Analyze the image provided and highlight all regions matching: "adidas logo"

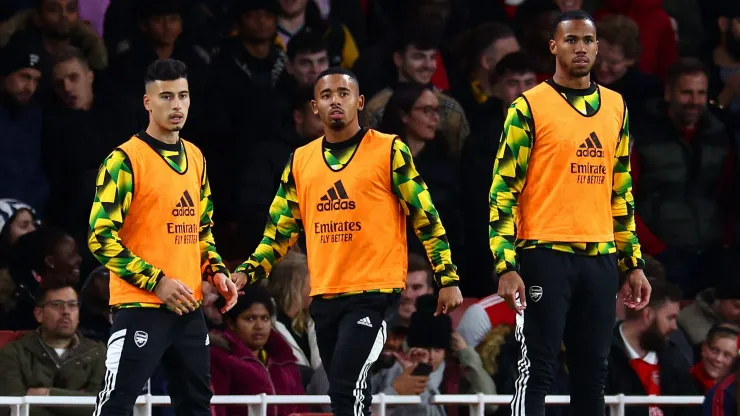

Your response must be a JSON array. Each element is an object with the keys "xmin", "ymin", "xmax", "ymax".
[
  {"xmin": 576, "ymin": 132, "xmax": 604, "ymax": 158},
  {"xmin": 172, "ymin": 190, "xmax": 196, "ymax": 217},
  {"xmin": 316, "ymin": 180, "xmax": 356, "ymax": 211},
  {"xmin": 357, "ymin": 317, "xmax": 372, "ymax": 328}
]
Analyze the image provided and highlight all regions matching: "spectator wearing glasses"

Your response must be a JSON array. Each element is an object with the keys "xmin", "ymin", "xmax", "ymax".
[
  {"xmin": 0, "ymin": 279, "xmax": 106, "ymax": 416},
  {"xmin": 378, "ymin": 83, "xmax": 463, "ymax": 270}
]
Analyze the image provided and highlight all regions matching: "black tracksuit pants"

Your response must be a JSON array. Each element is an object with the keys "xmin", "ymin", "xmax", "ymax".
[
  {"xmin": 309, "ymin": 292, "xmax": 399, "ymax": 416},
  {"xmin": 93, "ymin": 308, "xmax": 212, "ymax": 416},
  {"xmin": 511, "ymin": 249, "xmax": 619, "ymax": 416}
]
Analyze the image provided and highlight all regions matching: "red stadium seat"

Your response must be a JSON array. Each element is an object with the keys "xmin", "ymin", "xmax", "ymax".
[{"xmin": 0, "ymin": 331, "xmax": 25, "ymax": 349}]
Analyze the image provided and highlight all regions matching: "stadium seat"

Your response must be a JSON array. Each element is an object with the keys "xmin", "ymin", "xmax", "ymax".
[
  {"xmin": 449, "ymin": 297, "xmax": 480, "ymax": 328},
  {"xmin": 0, "ymin": 331, "xmax": 25, "ymax": 349}
]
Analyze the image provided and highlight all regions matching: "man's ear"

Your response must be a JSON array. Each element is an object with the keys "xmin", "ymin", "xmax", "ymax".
[
  {"xmin": 44, "ymin": 255, "xmax": 55, "ymax": 270},
  {"xmin": 641, "ymin": 307, "xmax": 654, "ymax": 325},
  {"xmin": 311, "ymin": 99, "xmax": 318, "ymax": 115},
  {"xmin": 357, "ymin": 94, "xmax": 365, "ymax": 112},
  {"xmin": 143, "ymin": 94, "xmax": 151, "ymax": 112},
  {"xmin": 33, "ymin": 305, "xmax": 43, "ymax": 324},
  {"xmin": 549, "ymin": 39, "xmax": 557, "ymax": 56}
]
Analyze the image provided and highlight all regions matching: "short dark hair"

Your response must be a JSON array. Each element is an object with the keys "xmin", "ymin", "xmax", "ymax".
[
  {"xmin": 11, "ymin": 227, "xmax": 71, "ymax": 275},
  {"xmin": 287, "ymin": 28, "xmax": 328, "ymax": 61},
  {"xmin": 552, "ymin": 10, "xmax": 596, "ymax": 39},
  {"xmin": 666, "ymin": 57, "xmax": 708, "ymax": 89},
  {"xmin": 291, "ymin": 86, "xmax": 314, "ymax": 112},
  {"xmin": 491, "ymin": 51, "xmax": 536, "ymax": 83},
  {"xmin": 135, "ymin": 0, "xmax": 183, "ymax": 20},
  {"xmin": 36, "ymin": 278, "xmax": 77, "ymax": 306},
  {"xmin": 625, "ymin": 278, "xmax": 682, "ymax": 321},
  {"xmin": 224, "ymin": 284, "xmax": 275, "ymax": 322},
  {"xmin": 596, "ymin": 15, "xmax": 642, "ymax": 61},
  {"xmin": 145, "ymin": 59, "xmax": 188, "ymax": 86},
  {"xmin": 312, "ymin": 66, "xmax": 359, "ymax": 91},
  {"xmin": 50, "ymin": 45, "xmax": 89, "ymax": 69},
  {"xmin": 408, "ymin": 252, "xmax": 434, "ymax": 288},
  {"xmin": 706, "ymin": 324, "xmax": 740, "ymax": 346},
  {"xmin": 394, "ymin": 20, "xmax": 442, "ymax": 54},
  {"xmin": 454, "ymin": 22, "xmax": 515, "ymax": 76}
]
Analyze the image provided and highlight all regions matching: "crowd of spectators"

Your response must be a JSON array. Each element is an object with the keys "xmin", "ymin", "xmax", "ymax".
[{"xmin": 1, "ymin": 0, "xmax": 740, "ymax": 414}]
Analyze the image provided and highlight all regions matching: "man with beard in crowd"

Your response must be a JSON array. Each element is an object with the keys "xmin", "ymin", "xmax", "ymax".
[
  {"xmin": 631, "ymin": 58, "xmax": 739, "ymax": 299},
  {"xmin": 606, "ymin": 278, "xmax": 699, "ymax": 416}
]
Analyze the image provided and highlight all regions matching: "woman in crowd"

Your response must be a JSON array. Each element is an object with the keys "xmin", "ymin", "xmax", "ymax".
[
  {"xmin": 210, "ymin": 285, "xmax": 306, "ymax": 416},
  {"xmin": 263, "ymin": 249, "xmax": 327, "ymax": 391},
  {"xmin": 377, "ymin": 83, "xmax": 463, "ymax": 260},
  {"xmin": 0, "ymin": 199, "xmax": 38, "ymax": 324}
]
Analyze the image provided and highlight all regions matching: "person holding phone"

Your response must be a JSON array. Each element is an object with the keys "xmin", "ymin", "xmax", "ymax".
[{"xmin": 371, "ymin": 295, "xmax": 497, "ymax": 416}]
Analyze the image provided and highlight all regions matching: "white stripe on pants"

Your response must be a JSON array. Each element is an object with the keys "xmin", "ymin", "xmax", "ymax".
[
  {"xmin": 353, "ymin": 321, "xmax": 387, "ymax": 416},
  {"xmin": 511, "ymin": 310, "xmax": 531, "ymax": 416},
  {"xmin": 93, "ymin": 329, "xmax": 127, "ymax": 416}
]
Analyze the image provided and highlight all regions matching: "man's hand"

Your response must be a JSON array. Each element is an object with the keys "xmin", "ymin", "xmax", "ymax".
[
  {"xmin": 26, "ymin": 388, "xmax": 49, "ymax": 396},
  {"xmin": 231, "ymin": 272, "xmax": 248, "ymax": 290},
  {"xmin": 436, "ymin": 286, "xmax": 463, "ymax": 316},
  {"xmin": 391, "ymin": 364, "xmax": 429, "ymax": 395},
  {"xmin": 213, "ymin": 273, "xmax": 238, "ymax": 313},
  {"xmin": 498, "ymin": 271, "xmax": 526, "ymax": 315},
  {"xmin": 620, "ymin": 269, "xmax": 651, "ymax": 310},
  {"xmin": 154, "ymin": 277, "xmax": 198, "ymax": 315}
]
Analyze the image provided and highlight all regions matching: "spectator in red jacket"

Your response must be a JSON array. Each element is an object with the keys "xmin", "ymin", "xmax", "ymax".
[
  {"xmin": 594, "ymin": 0, "xmax": 678, "ymax": 80},
  {"xmin": 691, "ymin": 324, "xmax": 739, "ymax": 393},
  {"xmin": 210, "ymin": 285, "xmax": 306, "ymax": 416}
]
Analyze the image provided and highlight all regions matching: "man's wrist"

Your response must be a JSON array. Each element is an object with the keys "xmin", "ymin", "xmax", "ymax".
[{"xmin": 148, "ymin": 270, "xmax": 165, "ymax": 292}]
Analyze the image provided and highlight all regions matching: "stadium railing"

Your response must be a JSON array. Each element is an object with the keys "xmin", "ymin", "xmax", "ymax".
[{"xmin": 0, "ymin": 394, "xmax": 705, "ymax": 416}]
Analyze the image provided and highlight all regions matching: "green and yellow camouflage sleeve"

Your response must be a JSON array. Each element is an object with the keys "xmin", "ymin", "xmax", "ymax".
[
  {"xmin": 87, "ymin": 150, "xmax": 163, "ymax": 291},
  {"xmin": 489, "ymin": 97, "xmax": 533, "ymax": 275},
  {"xmin": 612, "ymin": 106, "xmax": 645, "ymax": 271},
  {"xmin": 233, "ymin": 155, "xmax": 304, "ymax": 282},
  {"xmin": 390, "ymin": 139, "xmax": 459, "ymax": 288},
  {"xmin": 199, "ymin": 158, "xmax": 229, "ymax": 284}
]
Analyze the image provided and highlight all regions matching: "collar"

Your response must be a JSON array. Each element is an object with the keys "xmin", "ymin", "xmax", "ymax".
[
  {"xmin": 619, "ymin": 323, "xmax": 658, "ymax": 364},
  {"xmin": 135, "ymin": 130, "xmax": 181, "ymax": 152},
  {"xmin": 322, "ymin": 127, "xmax": 367, "ymax": 150}
]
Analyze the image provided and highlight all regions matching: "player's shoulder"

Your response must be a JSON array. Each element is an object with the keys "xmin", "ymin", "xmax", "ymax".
[
  {"xmin": 595, "ymin": 83, "xmax": 626, "ymax": 104},
  {"xmin": 594, "ymin": 82, "xmax": 622, "ymax": 97},
  {"xmin": 367, "ymin": 128, "xmax": 399, "ymax": 142},
  {"xmin": 181, "ymin": 138, "xmax": 204, "ymax": 157}
]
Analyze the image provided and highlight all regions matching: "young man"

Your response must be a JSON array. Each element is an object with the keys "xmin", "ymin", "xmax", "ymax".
[
  {"xmin": 232, "ymin": 67, "xmax": 463, "ymax": 416},
  {"xmin": 88, "ymin": 59, "xmax": 238, "ymax": 416},
  {"xmin": 490, "ymin": 11, "xmax": 652, "ymax": 415}
]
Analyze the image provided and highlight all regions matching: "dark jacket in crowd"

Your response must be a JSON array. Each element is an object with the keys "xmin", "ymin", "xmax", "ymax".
[
  {"xmin": 0, "ymin": 330, "xmax": 106, "ymax": 416},
  {"xmin": 0, "ymin": 97, "xmax": 47, "ymax": 213},
  {"xmin": 406, "ymin": 140, "xmax": 464, "ymax": 264},
  {"xmin": 606, "ymin": 324, "xmax": 701, "ymax": 416},
  {"xmin": 632, "ymin": 98, "xmax": 737, "ymax": 252},
  {"xmin": 236, "ymin": 129, "xmax": 311, "ymax": 247},
  {"xmin": 459, "ymin": 99, "xmax": 505, "ymax": 296}
]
